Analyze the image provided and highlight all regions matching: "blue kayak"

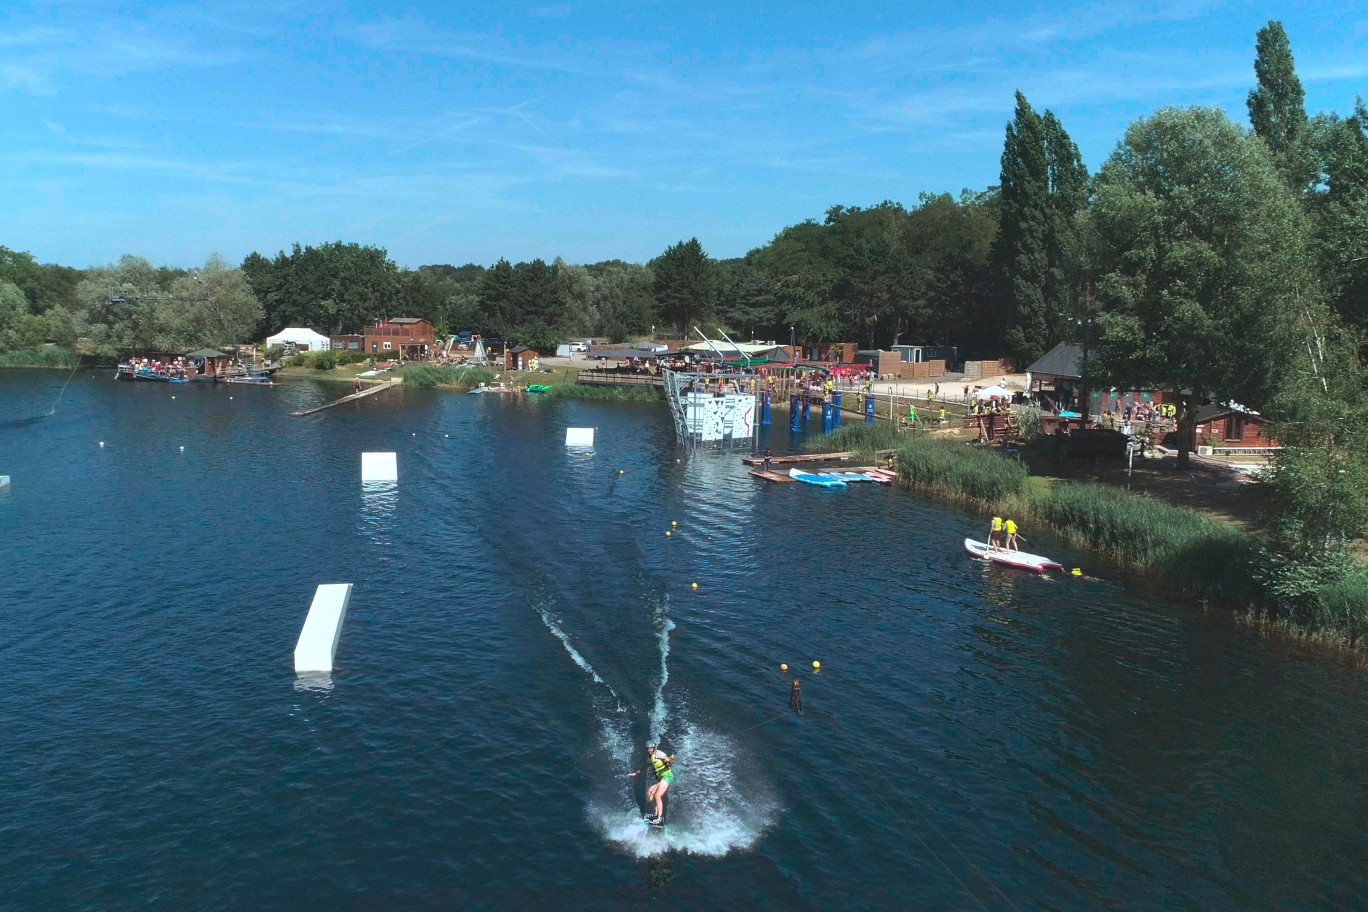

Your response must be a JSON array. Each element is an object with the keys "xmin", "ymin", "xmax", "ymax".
[{"xmin": 789, "ymin": 469, "xmax": 846, "ymax": 488}]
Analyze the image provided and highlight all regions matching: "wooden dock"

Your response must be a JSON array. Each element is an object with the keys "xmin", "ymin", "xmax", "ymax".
[
  {"xmin": 740, "ymin": 451, "xmax": 854, "ymax": 466},
  {"xmin": 749, "ymin": 470, "xmax": 796, "ymax": 483},
  {"xmin": 291, "ymin": 379, "xmax": 398, "ymax": 417}
]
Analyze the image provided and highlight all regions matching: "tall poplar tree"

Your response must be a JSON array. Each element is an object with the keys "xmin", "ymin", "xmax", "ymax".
[
  {"xmin": 1248, "ymin": 20, "xmax": 1309, "ymax": 188},
  {"xmin": 1042, "ymin": 111, "xmax": 1090, "ymax": 353},
  {"xmin": 996, "ymin": 92, "xmax": 1051, "ymax": 364},
  {"xmin": 996, "ymin": 94, "xmax": 1085, "ymax": 364}
]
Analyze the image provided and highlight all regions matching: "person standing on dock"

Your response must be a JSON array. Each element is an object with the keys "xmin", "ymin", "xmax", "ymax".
[
  {"xmin": 762, "ymin": 448, "xmax": 772, "ymax": 472},
  {"xmin": 354, "ymin": 378, "xmax": 361, "ymax": 393}
]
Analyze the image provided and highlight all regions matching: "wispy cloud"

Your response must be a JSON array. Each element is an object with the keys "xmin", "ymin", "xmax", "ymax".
[
  {"xmin": 349, "ymin": 17, "xmax": 601, "ymax": 76},
  {"xmin": 0, "ymin": 21, "xmax": 241, "ymax": 95}
]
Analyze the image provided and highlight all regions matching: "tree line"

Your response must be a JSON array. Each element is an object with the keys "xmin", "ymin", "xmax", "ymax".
[{"xmin": 1, "ymin": 19, "xmax": 1365, "ymax": 619}]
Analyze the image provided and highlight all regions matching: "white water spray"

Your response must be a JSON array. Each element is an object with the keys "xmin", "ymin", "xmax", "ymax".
[{"xmin": 650, "ymin": 595, "xmax": 674, "ymax": 739}]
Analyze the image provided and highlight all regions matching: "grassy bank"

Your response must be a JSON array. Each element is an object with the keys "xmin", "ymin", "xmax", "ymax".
[
  {"xmin": 808, "ymin": 425, "xmax": 1265, "ymax": 609},
  {"xmin": 403, "ymin": 365, "xmax": 499, "ymax": 388},
  {"xmin": 0, "ymin": 347, "xmax": 79, "ymax": 368},
  {"xmin": 538, "ymin": 382, "xmax": 662, "ymax": 402}
]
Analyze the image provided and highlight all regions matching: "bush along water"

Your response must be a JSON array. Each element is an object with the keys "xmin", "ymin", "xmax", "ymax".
[
  {"xmin": 403, "ymin": 365, "xmax": 498, "ymax": 388},
  {"xmin": 0, "ymin": 347, "xmax": 80, "ymax": 368},
  {"xmin": 806, "ymin": 424, "xmax": 1270, "ymax": 617}
]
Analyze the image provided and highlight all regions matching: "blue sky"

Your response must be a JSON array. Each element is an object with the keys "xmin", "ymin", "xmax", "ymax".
[{"xmin": 2, "ymin": 1, "xmax": 1365, "ymax": 269}]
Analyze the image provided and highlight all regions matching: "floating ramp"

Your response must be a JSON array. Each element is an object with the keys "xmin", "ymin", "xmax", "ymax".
[{"xmin": 294, "ymin": 583, "xmax": 353, "ymax": 674}]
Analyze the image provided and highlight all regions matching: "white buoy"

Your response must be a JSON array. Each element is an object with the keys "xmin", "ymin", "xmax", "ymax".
[
  {"xmin": 565, "ymin": 427, "xmax": 595, "ymax": 447},
  {"xmin": 360, "ymin": 452, "xmax": 398, "ymax": 482},
  {"xmin": 179, "ymin": 446, "xmax": 184, "ymax": 452},
  {"xmin": 99, "ymin": 441, "xmax": 105, "ymax": 447},
  {"xmin": 294, "ymin": 583, "xmax": 352, "ymax": 674}
]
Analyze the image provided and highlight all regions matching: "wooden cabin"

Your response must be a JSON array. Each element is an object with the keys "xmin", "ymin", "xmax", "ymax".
[
  {"xmin": 363, "ymin": 318, "xmax": 435, "ymax": 359},
  {"xmin": 1194, "ymin": 405, "xmax": 1276, "ymax": 448},
  {"xmin": 185, "ymin": 348, "xmax": 232, "ymax": 376},
  {"xmin": 506, "ymin": 346, "xmax": 540, "ymax": 371}
]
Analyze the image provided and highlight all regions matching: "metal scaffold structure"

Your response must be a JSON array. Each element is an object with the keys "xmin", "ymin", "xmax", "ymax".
[{"xmin": 662, "ymin": 329, "xmax": 762, "ymax": 452}]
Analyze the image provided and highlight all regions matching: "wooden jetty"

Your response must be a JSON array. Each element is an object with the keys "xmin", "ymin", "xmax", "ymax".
[
  {"xmin": 749, "ymin": 469, "xmax": 796, "ymax": 483},
  {"xmin": 291, "ymin": 379, "xmax": 398, "ymax": 417},
  {"xmin": 740, "ymin": 451, "xmax": 854, "ymax": 466}
]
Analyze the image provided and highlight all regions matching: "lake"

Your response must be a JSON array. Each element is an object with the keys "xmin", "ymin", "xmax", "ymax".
[{"xmin": 2, "ymin": 368, "xmax": 1367, "ymax": 910}]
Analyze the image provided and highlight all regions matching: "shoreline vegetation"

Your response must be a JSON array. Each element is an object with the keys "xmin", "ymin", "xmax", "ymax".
[
  {"xmin": 0, "ymin": 347, "xmax": 81, "ymax": 368},
  {"xmin": 806, "ymin": 423, "xmax": 1368, "ymax": 651}
]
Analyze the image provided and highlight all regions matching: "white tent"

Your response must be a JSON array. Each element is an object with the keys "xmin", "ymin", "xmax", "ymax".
[
  {"xmin": 266, "ymin": 328, "xmax": 331, "ymax": 352},
  {"xmin": 973, "ymin": 383, "xmax": 1013, "ymax": 401}
]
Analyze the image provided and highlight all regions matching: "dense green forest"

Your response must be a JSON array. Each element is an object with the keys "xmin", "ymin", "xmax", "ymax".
[
  {"xmin": 4, "ymin": 22, "xmax": 1362, "ymax": 367},
  {"xmin": 3, "ymin": 20, "xmax": 1368, "ymax": 630}
]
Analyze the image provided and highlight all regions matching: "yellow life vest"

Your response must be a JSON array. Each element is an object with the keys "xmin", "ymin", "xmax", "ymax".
[
  {"xmin": 1005, "ymin": 520, "xmax": 1018, "ymax": 534},
  {"xmin": 650, "ymin": 754, "xmax": 672, "ymax": 780},
  {"xmin": 991, "ymin": 517, "xmax": 1003, "ymax": 531}
]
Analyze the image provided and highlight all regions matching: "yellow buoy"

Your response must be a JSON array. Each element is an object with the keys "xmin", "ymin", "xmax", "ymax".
[
  {"xmin": 671, "ymin": 521, "xmax": 677, "ymax": 527},
  {"xmin": 691, "ymin": 582, "xmax": 698, "ymax": 590},
  {"xmin": 812, "ymin": 661, "xmax": 821, "ymax": 670},
  {"xmin": 780, "ymin": 663, "xmax": 788, "ymax": 672},
  {"xmin": 666, "ymin": 531, "xmax": 671, "ymax": 537},
  {"xmin": 1072, "ymin": 568, "xmax": 1083, "ymax": 576}
]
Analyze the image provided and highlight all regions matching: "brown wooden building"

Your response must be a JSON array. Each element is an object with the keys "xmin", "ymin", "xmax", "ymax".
[
  {"xmin": 185, "ymin": 348, "xmax": 232, "ymax": 376},
  {"xmin": 363, "ymin": 318, "xmax": 435, "ymax": 358},
  {"xmin": 506, "ymin": 345, "xmax": 540, "ymax": 370},
  {"xmin": 1194, "ymin": 405, "xmax": 1276, "ymax": 448}
]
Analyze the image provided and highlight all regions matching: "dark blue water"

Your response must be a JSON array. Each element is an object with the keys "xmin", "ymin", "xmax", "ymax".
[{"xmin": 3, "ymin": 369, "xmax": 1368, "ymax": 911}]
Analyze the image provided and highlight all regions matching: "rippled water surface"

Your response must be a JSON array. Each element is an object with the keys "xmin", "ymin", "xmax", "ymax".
[{"xmin": 3, "ymin": 369, "xmax": 1368, "ymax": 910}]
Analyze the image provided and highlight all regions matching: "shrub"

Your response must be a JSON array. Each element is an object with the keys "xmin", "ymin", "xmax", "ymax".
[
  {"xmin": 403, "ymin": 365, "xmax": 498, "ymax": 388},
  {"xmin": 0, "ymin": 347, "xmax": 79, "ymax": 368},
  {"xmin": 807, "ymin": 422, "xmax": 903, "ymax": 455},
  {"xmin": 896, "ymin": 438, "xmax": 1028, "ymax": 503},
  {"xmin": 540, "ymin": 383, "xmax": 661, "ymax": 402}
]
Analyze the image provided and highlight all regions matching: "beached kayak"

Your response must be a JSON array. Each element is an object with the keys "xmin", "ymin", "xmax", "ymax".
[
  {"xmin": 964, "ymin": 538, "xmax": 1064, "ymax": 572},
  {"xmin": 789, "ymin": 469, "xmax": 846, "ymax": 488}
]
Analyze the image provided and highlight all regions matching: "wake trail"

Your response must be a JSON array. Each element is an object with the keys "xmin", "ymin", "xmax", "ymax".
[
  {"xmin": 650, "ymin": 593, "xmax": 674, "ymax": 739},
  {"xmin": 529, "ymin": 597, "xmax": 625, "ymax": 710}
]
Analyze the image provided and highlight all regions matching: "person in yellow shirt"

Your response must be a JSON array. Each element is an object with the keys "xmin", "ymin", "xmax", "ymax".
[
  {"xmin": 1004, "ymin": 518, "xmax": 1019, "ymax": 551},
  {"xmin": 989, "ymin": 516, "xmax": 1003, "ymax": 550},
  {"xmin": 938, "ymin": 407, "xmax": 946, "ymax": 425}
]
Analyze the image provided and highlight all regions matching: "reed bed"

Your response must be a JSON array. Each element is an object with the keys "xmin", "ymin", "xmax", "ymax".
[
  {"xmin": 897, "ymin": 438, "xmax": 1029, "ymax": 504},
  {"xmin": 538, "ymin": 382, "xmax": 662, "ymax": 402},
  {"xmin": 806, "ymin": 422, "xmax": 904, "ymax": 456},
  {"xmin": 403, "ymin": 365, "xmax": 498, "ymax": 388},
  {"xmin": 0, "ymin": 347, "xmax": 79, "ymax": 368},
  {"xmin": 808, "ymin": 423, "xmax": 1264, "ymax": 608}
]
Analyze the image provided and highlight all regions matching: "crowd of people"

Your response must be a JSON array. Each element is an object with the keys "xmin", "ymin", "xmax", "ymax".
[{"xmin": 126, "ymin": 356, "xmax": 189, "ymax": 379}]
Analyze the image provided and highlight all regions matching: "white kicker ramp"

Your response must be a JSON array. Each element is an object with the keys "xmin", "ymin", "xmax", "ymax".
[
  {"xmin": 565, "ymin": 428, "xmax": 595, "ymax": 447},
  {"xmin": 294, "ymin": 583, "xmax": 353, "ymax": 674},
  {"xmin": 0, "ymin": 475, "xmax": 9, "ymax": 492},
  {"xmin": 360, "ymin": 452, "xmax": 398, "ymax": 482}
]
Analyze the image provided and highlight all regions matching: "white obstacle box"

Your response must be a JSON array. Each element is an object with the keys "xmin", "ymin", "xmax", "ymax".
[
  {"xmin": 360, "ymin": 452, "xmax": 398, "ymax": 482},
  {"xmin": 294, "ymin": 583, "xmax": 353, "ymax": 674},
  {"xmin": 565, "ymin": 427, "xmax": 595, "ymax": 447},
  {"xmin": 0, "ymin": 475, "xmax": 9, "ymax": 492}
]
